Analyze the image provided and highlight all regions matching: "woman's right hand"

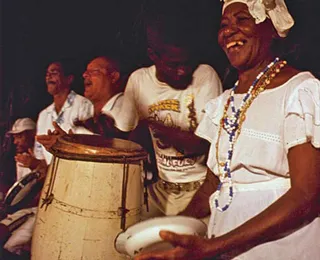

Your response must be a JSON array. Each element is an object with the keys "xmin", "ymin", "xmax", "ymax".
[{"xmin": 135, "ymin": 231, "xmax": 215, "ymax": 260}]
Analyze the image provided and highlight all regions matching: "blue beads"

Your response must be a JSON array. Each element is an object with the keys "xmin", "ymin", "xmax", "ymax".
[{"xmin": 214, "ymin": 57, "xmax": 280, "ymax": 212}]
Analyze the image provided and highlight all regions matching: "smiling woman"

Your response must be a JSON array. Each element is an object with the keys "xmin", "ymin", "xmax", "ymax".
[
  {"xmin": 134, "ymin": 1, "xmax": 320, "ymax": 259},
  {"xmin": 218, "ymin": 3, "xmax": 283, "ymax": 72}
]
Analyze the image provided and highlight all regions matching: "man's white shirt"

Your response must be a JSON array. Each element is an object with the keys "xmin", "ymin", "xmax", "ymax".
[{"xmin": 34, "ymin": 91, "xmax": 93, "ymax": 164}]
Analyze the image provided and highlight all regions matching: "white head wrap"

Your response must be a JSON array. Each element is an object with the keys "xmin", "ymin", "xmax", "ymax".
[{"xmin": 222, "ymin": 0, "xmax": 294, "ymax": 37}]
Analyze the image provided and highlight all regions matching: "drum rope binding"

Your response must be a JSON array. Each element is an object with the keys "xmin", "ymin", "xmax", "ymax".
[
  {"xmin": 118, "ymin": 156, "xmax": 130, "ymax": 230},
  {"xmin": 143, "ymin": 160, "xmax": 149, "ymax": 212},
  {"xmin": 41, "ymin": 156, "xmax": 59, "ymax": 210}
]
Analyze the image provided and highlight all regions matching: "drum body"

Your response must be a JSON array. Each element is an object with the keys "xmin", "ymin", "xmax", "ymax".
[{"xmin": 31, "ymin": 135, "xmax": 147, "ymax": 260}]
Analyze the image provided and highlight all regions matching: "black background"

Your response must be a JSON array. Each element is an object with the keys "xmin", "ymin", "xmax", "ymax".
[{"xmin": 1, "ymin": 0, "xmax": 319, "ymax": 121}]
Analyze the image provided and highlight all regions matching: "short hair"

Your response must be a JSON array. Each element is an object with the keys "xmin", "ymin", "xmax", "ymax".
[
  {"xmin": 103, "ymin": 56, "xmax": 121, "ymax": 73},
  {"xmin": 48, "ymin": 57, "xmax": 75, "ymax": 76},
  {"xmin": 87, "ymin": 50, "xmax": 123, "ymax": 73}
]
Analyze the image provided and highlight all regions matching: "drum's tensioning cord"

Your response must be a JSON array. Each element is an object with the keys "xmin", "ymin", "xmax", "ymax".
[
  {"xmin": 118, "ymin": 156, "xmax": 129, "ymax": 230},
  {"xmin": 41, "ymin": 156, "xmax": 59, "ymax": 210}
]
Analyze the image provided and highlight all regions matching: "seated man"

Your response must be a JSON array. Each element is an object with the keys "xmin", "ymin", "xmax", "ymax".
[
  {"xmin": 0, "ymin": 118, "xmax": 40, "ymax": 258},
  {"xmin": 0, "ymin": 207, "xmax": 36, "ymax": 259},
  {"xmin": 0, "ymin": 118, "xmax": 39, "ymax": 199},
  {"xmin": 7, "ymin": 118, "xmax": 37, "ymax": 181}
]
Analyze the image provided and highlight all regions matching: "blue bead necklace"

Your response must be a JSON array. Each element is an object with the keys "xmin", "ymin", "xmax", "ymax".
[{"xmin": 214, "ymin": 57, "xmax": 287, "ymax": 212}]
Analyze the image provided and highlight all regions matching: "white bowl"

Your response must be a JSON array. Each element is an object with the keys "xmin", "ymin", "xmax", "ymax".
[{"xmin": 115, "ymin": 216, "xmax": 207, "ymax": 257}]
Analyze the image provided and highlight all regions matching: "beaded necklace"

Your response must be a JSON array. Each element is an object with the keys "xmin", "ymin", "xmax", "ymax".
[{"xmin": 214, "ymin": 57, "xmax": 287, "ymax": 212}]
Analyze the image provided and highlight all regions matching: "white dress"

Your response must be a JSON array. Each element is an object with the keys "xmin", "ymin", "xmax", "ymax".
[{"xmin": 196, "ymin": 72, "xmax": 320, "ymax": 259}]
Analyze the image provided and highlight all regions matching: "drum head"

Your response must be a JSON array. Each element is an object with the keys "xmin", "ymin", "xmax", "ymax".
[
  {"xmin": 50, "ymin": 134, "xmax": 148, "ymax": 163},
  {"xmin": 4, "ymin": 171, "xmax": 41, "ymax": 211},
  {"xmin": 114, "ymin": 216, "xmax": 207, "ymax": 257}
]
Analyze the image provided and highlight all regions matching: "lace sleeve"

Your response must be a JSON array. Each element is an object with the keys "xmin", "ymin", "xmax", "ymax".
[
  {"xmin": 284, "ymin": 77, "xmax": 320, "ymax": 150},
  {"xmin": 195, "ymin": 94, "xmax": 224, "ymax": 144}
]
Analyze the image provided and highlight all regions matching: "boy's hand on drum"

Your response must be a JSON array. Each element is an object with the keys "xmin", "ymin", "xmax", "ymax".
[
  {"xmin": 96, "ymin": 114, "xmax": 116, "ymax": 137},
  {"xmin": 74, "ymin": 114, "xmax": 115, "ymax": 137},
  {"xmin": 36, "ymin": 121, "xmax": 67, "ymax": 151},
  {"xmin": 135, "ymin": 231, "xmax": 212, "ymax": 260},
  {"xmin": 74, "ymin": 117, "xmax": 95, "ymax": 131}
]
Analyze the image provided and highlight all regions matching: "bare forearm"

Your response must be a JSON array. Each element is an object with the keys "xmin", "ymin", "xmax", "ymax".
[
  {"xmin": 211, "ymin": 144, "xmax": 320, "ymax": 255},
  {"xmin": 209, "ymin": 189, "xmax": 319, "ymax": 255},
  {"xmin": 171, "ymin": 130, "xmax": 209, "ymax": 154},
  {"xmin": 34, "ymin": 160, "xmax": 48, "ymax": 178},
  {"xmin": 181, "ymin": 169, "xmax": 219, "ymax": 218},
  {"xmin": 180, "ymin": 188, "xmax": 211, "ymax": 218},
  {"xmin": 155, "ymin": 124, "xmax": 209, "ymax": 154},
  {"xmin": 29, "ymin": 158, "xmax": 42, "ymax": 171}
]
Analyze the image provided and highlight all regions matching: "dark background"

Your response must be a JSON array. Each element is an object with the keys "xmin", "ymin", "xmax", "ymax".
[{"xmin": 1, "ymin": 0, "xmax": 319, "ymax": 143}]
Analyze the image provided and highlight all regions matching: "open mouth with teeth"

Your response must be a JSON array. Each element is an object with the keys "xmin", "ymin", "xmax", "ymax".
[
  {"xmin": 84, "ymin": 80, "xmax": 92, "ymax": 87},
  {"xmin": 47, "ymin": 80, "xmax": 56, "ymax": 85},
  {"xmin": 226, "ymin": 40, "xmax": 245, "ymax": 51}
]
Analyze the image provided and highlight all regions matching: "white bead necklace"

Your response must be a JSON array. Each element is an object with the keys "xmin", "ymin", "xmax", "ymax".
[{"xmin": 214, "ymin": 57, "xmax": 285, "ymax": 212}]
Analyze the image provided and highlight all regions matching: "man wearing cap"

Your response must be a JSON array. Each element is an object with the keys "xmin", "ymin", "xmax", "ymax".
[
  {"xmin": 0, "ymin": 118, "xmax": 38, "ymax": 258},
  {"xmin": 6, "ymin": 118, "xmax": 38, "ymax": 181},
  {"xmin": 0, "ymin": 118, "xmax": 38, "ymax": 204}
]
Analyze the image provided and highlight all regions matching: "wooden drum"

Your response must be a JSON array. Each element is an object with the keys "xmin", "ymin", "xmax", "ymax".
[{"xmin": 31, "ymin": 134, "xmax": 147, "ymax": 260}]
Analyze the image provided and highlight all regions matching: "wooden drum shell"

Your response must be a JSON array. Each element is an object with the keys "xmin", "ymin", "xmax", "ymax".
[{"xmin": 31, "ymin": 135, "xmax": 147, "ymax": 260}]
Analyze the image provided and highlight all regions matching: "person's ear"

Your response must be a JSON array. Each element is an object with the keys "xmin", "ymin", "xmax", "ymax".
[
  {"xmin": 111, "ymin": 71, "xmax": 120, "ymax": 84},
  {"xmin": 147, "ymin": 47, "xmax": 158, "ymax": 63},
  {"xmin": 266, "ymin": 19, "xmax": 278, "ymax": 40},
  {"xmin": 271, "ymin": 26, "xmax": 279, "ymax": 40},
  {"xmin": 66, "ymin": 75, "xmax": 74, "ymax": 85}
]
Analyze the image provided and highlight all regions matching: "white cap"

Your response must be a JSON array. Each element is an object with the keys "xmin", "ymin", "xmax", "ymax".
[
  {"xmin": 222, "ymin": 0, "xmax": 294, "ymax": 37},
  {"xmin": 7, "ymin": 118, "xmax": 36, "ymax": 135}
]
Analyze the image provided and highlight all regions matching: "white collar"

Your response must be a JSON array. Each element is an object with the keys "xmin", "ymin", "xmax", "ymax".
[{"xmin": 101, "ymin": 92, "xmax": 123, "ymax": 114}]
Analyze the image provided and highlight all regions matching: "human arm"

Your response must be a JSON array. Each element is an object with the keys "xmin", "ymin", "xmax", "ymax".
[
  {"xmin": 74, "ymin": 114, "xmax": 130, "ymax": 139},
  {"xmin": 179, "ymin": 168, "xmax": 219, "ymax": 218},
  {"xmin": 14, "ymin": 149, "xmax": 47, "ymax": 179},
  {"xmin": 202, "ymin": 142, "xmax": 320, "ymax": 253},
  {"xmin": 152, "ymin": 65, "xmax": 222, "ymax": 155},
  {"xmin": 14, "ymin": 149, "xmax": 42, "ymax": 171},
  {"xmin": 36, "ymin": 121, "xmax": 67, "ymax": 151},
  {"xmin": 136, "ymin": 142, "xmax": 320, "ymax": 259},
  {"xmin": 149, "ymin": 120, "xmax": 210, "ymax": 155},
  {"xmin": 135, "ymin": 169, "xmax": 219, "ymax": 260}
]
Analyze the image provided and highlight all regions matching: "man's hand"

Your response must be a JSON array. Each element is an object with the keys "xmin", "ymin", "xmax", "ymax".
[
  {"xmin": 74, "ymin": 114, "xmax": 115, "ymax": 137},
  {"xmin": 36, "ymin": 121, "xmax": 66, "ymax": 151},
  {"xmin": 15, "ymin": 149, "xmax": 40, "ymax": 170},
  {"xmin": 149, "ymin": 123, "xmax": 172, "ymax": 149},
  {"xmin": 135, "ymin": 231, "xmax": 213, "ymax": 260}
]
